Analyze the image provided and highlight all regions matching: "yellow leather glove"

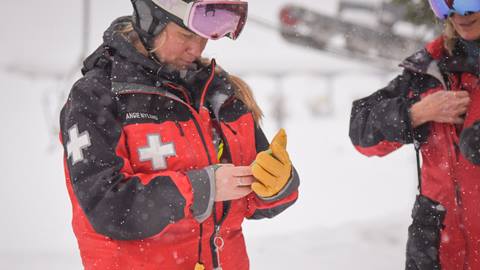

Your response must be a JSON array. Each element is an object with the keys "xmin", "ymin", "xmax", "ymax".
[{"xmin": 252, "ymin": 129, "xmax": 292, "ymax": 198}]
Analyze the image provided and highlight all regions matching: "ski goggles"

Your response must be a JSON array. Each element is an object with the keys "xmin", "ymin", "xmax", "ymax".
[
  {"xmin": 152, "ymin": 0, "xmax": 248, "ymax": 40},
  {"xmin": 428, "ymin": 0, "xmax": 480, "ymax": 19}
]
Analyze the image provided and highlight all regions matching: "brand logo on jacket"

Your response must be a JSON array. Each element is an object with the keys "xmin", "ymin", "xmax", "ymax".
[
  {"xmin": 126, "ymin": 112, "xmax": 159, "ymax": 121},
  {"xmin": 66, "ymin": 124, "xmax": 91, "ymax": 165},
  {"xmin": 138, "ymin": 134, "xmax": 176, "ymax": 170}
]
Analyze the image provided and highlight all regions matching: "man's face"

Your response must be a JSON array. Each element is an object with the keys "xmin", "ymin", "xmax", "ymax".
[
  {"xmin": 153, "ymin": 22, "xmax": 208, "ymax": 70},
  {"xmin": 450, "ymin": 12, "xmax": 480, "ymax": 41}
]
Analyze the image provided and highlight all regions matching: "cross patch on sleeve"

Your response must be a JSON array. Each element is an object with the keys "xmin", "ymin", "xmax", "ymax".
[{"xmin": 66, "ymin": 124, "xmax": 91, "ymax": 165}]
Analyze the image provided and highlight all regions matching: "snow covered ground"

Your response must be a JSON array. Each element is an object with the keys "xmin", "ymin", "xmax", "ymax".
[{"xmin": 0, "ymin": 0, "xmax": 421, "ymax": 269}]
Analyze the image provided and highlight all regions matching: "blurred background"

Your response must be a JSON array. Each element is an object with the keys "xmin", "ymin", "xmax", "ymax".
[{"xmin": 0, "ymin": 0, "xmax": 441, "ymax": 269}]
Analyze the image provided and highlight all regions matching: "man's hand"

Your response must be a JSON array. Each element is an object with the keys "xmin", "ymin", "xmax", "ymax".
[
  {"xmin": 214, "ymin": 165, "xmax": 254, "ymax": 202},
  {"xmin": 252, "ymin": 129, "xmax": 292, "ymax": 198},
  {"xmin": 411, "ymin": 91, "xmax": 470, "ymax": 127}
]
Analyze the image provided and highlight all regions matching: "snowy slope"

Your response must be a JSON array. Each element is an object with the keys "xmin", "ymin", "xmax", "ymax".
[{"xmin": 0, "ymin": 0, "xmax": 418, "ymax": 269}]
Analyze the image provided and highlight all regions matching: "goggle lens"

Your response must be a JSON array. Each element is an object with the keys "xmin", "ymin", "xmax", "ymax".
[
  {"xmin": 189, "ymin": 1, "xmax": 248, "ymax": 40},
  {"xmin": 429, "ymin": 0, "xmax": 480, "ymax": 19}
]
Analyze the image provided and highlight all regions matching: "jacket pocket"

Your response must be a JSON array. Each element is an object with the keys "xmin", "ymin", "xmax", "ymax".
[{"xmin": 406, "ymin": 194, "xmax": 446, "ymax": 270}]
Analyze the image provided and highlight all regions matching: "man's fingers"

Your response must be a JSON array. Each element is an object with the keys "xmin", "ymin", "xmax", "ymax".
[
  {"xmin": 456, "ymin": 97, "xmax": 471, "ymax": 107},
  {"xmin": 219, "ymin": 163, "xmax": 234, "ymax": 168},
  {"xmin": 232, "ymin": 166, "xmax": 253, "ymax": 177},
  {"xmin": 453, "ymin": 91, "xmax": 469, "ymax": 98},
  {"xmin": 235, "ymin": 186, "xmax": 252, "ymax": 195},
  {"xmin": 236, "ymin": 175, "xmax": 255, "ymax": 186},
  {"xmin": 225, "ymin": 186, "xmax": 252, "ymax": 201},
  {"xmin": 235, "ymin": 186, "xmax": 253, "ymax": 195},
  {"xmin": 451, "ymin": 104, "xmax": 468, "ymax": 114},
  {"xmin": 448, "ymin": 91, "xmax": 469, "ymax": 99}
]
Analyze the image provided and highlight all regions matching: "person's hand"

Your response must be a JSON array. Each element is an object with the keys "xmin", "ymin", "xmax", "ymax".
[
  {"xmin": 214, "ymin": 165, "xmax": 254, "ymax": 202},
  {"xmin": 411, "ymin": 91, "xmax": 470, "ymax": 127},
  {"xmin": 252, "ymin": 129, "xmax": 292, "ymax": 198}
]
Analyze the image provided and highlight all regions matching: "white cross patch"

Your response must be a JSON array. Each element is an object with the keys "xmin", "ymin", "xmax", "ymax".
[
  {"xmin": 138, "ymin": 134, "xmax": 176, "ymax": 171},
  {"xmin": 66, "ymin": 124, "xmax": 91, "ymax": 165}
]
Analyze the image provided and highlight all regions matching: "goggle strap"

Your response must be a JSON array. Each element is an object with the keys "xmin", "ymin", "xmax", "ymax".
[{"xmin": 150, "ymin": 0, "xmax": 191, "ymax": 23}]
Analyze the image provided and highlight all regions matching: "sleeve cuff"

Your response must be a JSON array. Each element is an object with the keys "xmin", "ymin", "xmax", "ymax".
[
  {"xmin": 407, "ymin": 100, "xmax": 430, "ymax": 144},
  {"xmin": 257, "ymin": 166, "xmax": 300, "ymax": 203},
  {"xmin": 187, "ymin": 166, "xmax": 217, "ymax": 223}
]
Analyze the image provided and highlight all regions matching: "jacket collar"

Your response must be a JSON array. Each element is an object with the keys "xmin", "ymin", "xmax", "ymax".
[
  {"xmin": 400, "ymin": 36, "xmax": 479, "ymax": 89},
  {"xmin": 440, "ymin": 39, "xmax": 479, "ymax": 76}
]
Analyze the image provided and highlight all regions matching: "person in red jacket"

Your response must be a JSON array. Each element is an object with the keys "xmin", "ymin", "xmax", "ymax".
[
  {"xmin": 350, "ymin": 1, "xmax": 480, "ymax": 269},
  {"xmin": 60, "ymin": 1, "xmax": 299, "ymax": 269}
]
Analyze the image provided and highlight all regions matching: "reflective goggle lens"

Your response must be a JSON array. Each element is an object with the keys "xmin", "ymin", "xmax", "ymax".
[
  {"xmin": 189, "ymin": 1, "xmax": 248, "ymax": 40},
  {"xmin": 453, "ymin": 0, "xmax": 480, "ymax": 16},
  {"xmin": 429, "ymin": 0, "xmax": 480, "ymax": 19}
]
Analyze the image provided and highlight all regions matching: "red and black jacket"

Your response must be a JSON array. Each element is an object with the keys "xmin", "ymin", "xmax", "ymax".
[
  {"xmin": 350, "ymin": 36, "xmax": 480, "ymax": 269},
  {"xmin": 60, "ymin": 17, "xmax": 299, "ymax": 270}
]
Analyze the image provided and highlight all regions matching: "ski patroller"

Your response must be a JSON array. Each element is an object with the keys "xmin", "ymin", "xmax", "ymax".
[
  {"xmin": 60, "ymin": 0, "xmax": 300, "ymax": 269},
  {"xmin": 350, "ymin": 0, "xmax": 480, "ymax": 268}
]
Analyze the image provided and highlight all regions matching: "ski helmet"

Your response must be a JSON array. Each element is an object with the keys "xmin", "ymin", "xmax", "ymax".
[
  {"xmin": 428, "ymin": 0, "xmax": 480, "ymax": 19},
  {"xmin": 131, "ymin": 0, "xmax": 248, "ymax": 49}
]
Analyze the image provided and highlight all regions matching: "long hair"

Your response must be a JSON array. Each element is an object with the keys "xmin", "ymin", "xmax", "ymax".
[
  {"xmin": 228, "ymin": 74, "xmax": 264, "ymax": 123},
  {"xmin": 117, "ymin": 22, "xmax": 161, "ymax": 54},
  {"xmin": 444, "ymin": 19, "xmax": 459, "ymax": 54},
  {"xmin": 117, "ymin": 22, "xmax": 264, "ymax": 123}
]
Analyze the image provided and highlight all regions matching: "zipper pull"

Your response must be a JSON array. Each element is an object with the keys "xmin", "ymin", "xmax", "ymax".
[
  {"xmin": 194, "ymin": 262, "xmax": 205, "ymax": 270},
  {"xmin": 213, "ymin": 225, "xmax": 224, "ymax": 270}
]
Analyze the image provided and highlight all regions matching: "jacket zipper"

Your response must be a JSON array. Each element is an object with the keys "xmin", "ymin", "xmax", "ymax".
[
  {"xmin": 195, "ymin": 60, "xmax": 234, "ymax": 268},
  {"xmin": 161, "ymin": 93, "xmax": 224, "ymax": 267},
  {"xmin": 445, "ymin": 125, "xmax": 469, "ymax": 268},
  {"xmin": 441, "ymin": 72, "xmax": 470, "ymax": 267},
  {"xmin": 210, "ymin": 201, "xmax": 230, "ymax": 269},
  {"xmin": 417, "ymin": 63, "xmax": 471, "ymax": 267},
  {"xmin": 119, "ymin": 61, "xmax": 234, "ymax": 267},
  {"xmin": 191, "ymin": 117, "xmax": 213, "ymax": 164},
  {"xmin": 207, "ymin": 120, "xmax": 237, "ymax": 268}
]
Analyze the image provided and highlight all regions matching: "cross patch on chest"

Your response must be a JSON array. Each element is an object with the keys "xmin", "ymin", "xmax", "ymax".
[
  {"xmin": 66, "ymin": 124, "xmax": 91, "ymax": 165},
  {"xmin": 138, "ymin": 134, "xmax": 176, "ymax": 171}
]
